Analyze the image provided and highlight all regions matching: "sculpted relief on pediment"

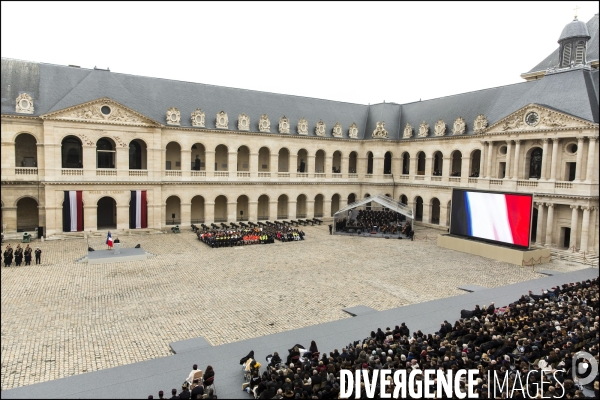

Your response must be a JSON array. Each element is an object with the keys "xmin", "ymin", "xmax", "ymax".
[
  {"xmin": 486, "ymin": 105, "xmax": 594, "ymax": 135},
  {"xmin": 42, "ymin": 98, "xmax": 157, "ymax": 126}
]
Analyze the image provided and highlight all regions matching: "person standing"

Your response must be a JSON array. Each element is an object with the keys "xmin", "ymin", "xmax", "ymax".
[
  {"xmin": 24, "ymin": 244, "xmax": 32, "ymax": 265},
  {"xmin": 3, "ymin": 244, "xmax": 13, "ymax": 267},
  {"xmin": 14, "ymin": 244, "xmax": 23, "ymax": 266},
  {"xmin": 35, "ymin": 247, "xmax": 42, "ymax": 264}
]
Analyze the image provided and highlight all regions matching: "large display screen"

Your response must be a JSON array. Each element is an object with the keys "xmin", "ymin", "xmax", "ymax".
[{"xmin": 450, "ymin": 189, "xmax": 533, "ymax": 248}]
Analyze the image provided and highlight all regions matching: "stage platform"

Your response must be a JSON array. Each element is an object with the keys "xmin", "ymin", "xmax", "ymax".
[
  {"xmin": 86, "ymin": 247, "xmax": 147, "ymax": 264},
  {"xmin": 334, "ymin": 230, "xmax": 409, "ymax": 239},
  {"xmin": 437, "ymin": 234, "xmax": 551, "ymax": 266}
]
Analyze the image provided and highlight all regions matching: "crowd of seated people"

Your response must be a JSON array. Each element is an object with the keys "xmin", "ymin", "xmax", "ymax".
[
  {"xmin": 148, "ymin": 364, "xmax": 217, "ymax": 399},
  {"xmin": 197, "ymin": 226, "xmax": 305, "ymax": 248},
  {"xmin": 240, "ymin": 277, "xmax": 598, "ymax": 399}
]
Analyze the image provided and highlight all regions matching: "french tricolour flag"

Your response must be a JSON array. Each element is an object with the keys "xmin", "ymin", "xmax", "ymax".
[
  {"xmin": 465, "ymin": 192, "xmax": 531, "ymax": 247},
  {"xmin": 129, "ymin": 190, "xmax": 147, "ymax": 229},
  {"xmin": 106, "ymin": 231, "xmax": 113, "ymax": 247},
  {"xmin": 62, "ymin": 191, "xmax": 83, "ymax": 232}
]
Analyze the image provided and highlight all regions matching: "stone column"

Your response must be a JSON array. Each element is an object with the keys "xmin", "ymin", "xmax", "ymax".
[
  {"xmin": 540, "ymin": 138, "xmax": 549, "ymax": 180},
  {"xmin": 461, "ymin": 156, "xmax": 469, "ymax": 179},
  {"xmin": 373, "ymin": 154, "xmax": 383, "ymax": 176},
  {"xmin": 590, "ymin": 207, "xmax": 598, "ymax": 254},
  {"xmin": 181, "ymin": 149, "xmax": 191, "ymax": 178},
  {"xmin": 248, "ymin": 201, "xmax": 258, "ymax": 222},
  {"xmin": 480, "ymin": 142, "xmax": 487, "ymax": 178},
  {"xmin": 340, "ymin": 156, "xmax": 349, "ymax": 178},
  {"xmin": 180, "ymin": 202, "xmax": 191, "ymax": 227},
  {"xmin": 204, "ymin": 201, "xmax": 215, "ymax": 223},
  {"xmin": 422, "ymin": 202, "xmax": 430, "ymax": 224},
  {"xmin": 579, "ymin": 206, "xmax": 591, "ymax": 253},
  {"xmin": 392, "ymin": 154, "xmax": 402, "ymax": 178},
  {"xmin": 409, "ymin": 155, "xmax": 417, "ymax": 177},
  {"xmin": 289, "ymin": 153, "xmax": 298, "ymax": 175},
  {"xmin": 535, "ymin": 202, "xmax": 545, "ymax": 245},
  {"xmin": 1, "ymin": 206, "xmax": 17, "ymax": 233},
  {"xmin": 424, "ymin": 157, "xmax": 433, "ymax": 178},
  {"xmin": 544, "ymin": 203, "xmax": 554, "ymax": 247},
  {"xmin": 270, "ymin": 153, "xmax": 279, "ymax": 173},
  {"xmin": 116, "ymin": 205, "xmax": 129, "ymax": 230},
  {"xmin": 84, "ymin": 204, "xmax": 97, "ymax": 232},
  {"xmin": 486, "ymin": 141, "xmax": 494, "ymax": 179},
  {"xmin": 36, "ymin": 143, "xmax": 46, "ymax": 178},
  {"xmin": 442, "ymin": 157, "xmax": 451, "ymax": 178},
  {"xmin": 228, "ymin": 152, "xmax": 237, "ymax": 172},
  {"xmin": 585, "ymin": 137, "xmax": 597, "ymax": 183},
  {"xmin": 288, "ymin": 200, "xmax": 297, "ymax": 219},
  {"xmin": 306, "ymin": 199, "xmax": 315, "ymax": 218},
  {"xmin": 324, "ymin": 154, "xmax": 332, "ymax": 177},
  {"xmin": 569, "ymin": 205, "xmax": 579, "ymax": 250},
  {"xmin": 227, "ymin": 201, "xmax": 237, "ymax": 222},
  {"xmin": 505, "ymin": 140, "xmax": 513, "ymax": 179},
  {"xmin": 549, "ymin": 138, "xmax": 559, "ymax": 181},
  {"xmin": 205, "ymin": 151, "xmax": 215, "ymax": 175},
  {"xmin": 269, "ymin": 201, "xmax": 278, "ymax": 221},
  {"xmin": 324, "ymin": 197, "xmax": 332, "ymax": 218},
  {"xmin": 249, "ymin": 152, "xmax": 259, "ymax": 178},
  {"xmin": 116, "ymin": 147, "xmax": 129, "ymax": 178},
  {"xmin": 512, "ymin": 140, "xmax": 521, "ymax": 180},
  {"xmin": 82, "ymin": 145, "xmax": 96, "ymax": 178},
  {"xmin": 307, "ymin": 155, "xmax": 315, "ymax": 174},
  {"xmin": 440, "ymin": 205, "xmax": 449, "ymax": 227},
  {"xmin": 574, "ymin": 137, "xmax": 585, "ymax": 181}
]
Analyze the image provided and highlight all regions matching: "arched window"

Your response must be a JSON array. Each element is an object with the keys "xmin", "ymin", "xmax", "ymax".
[
  {"xmin": 15, "ymin": 133, "xmax": 37, "ymax": 168},
  {"xmin": 575, "ymin": 41, "xmax": 585, "ymax": 64},
  {"xmin": 62, "ymin": 136, "xmax": 83, "ymax": 168},
  {"xmin": 96, "ymin": 138, "xmax": 115, "ymax": 169},
  {"xmin": 562, "ymin": 43, "xmax": 572, "ymax": 67}
]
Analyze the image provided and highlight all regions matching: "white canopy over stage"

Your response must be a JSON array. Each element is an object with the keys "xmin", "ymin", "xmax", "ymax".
[{"xmin": 333, "ymin": 194, "xmax": 414, "ymax": 220}]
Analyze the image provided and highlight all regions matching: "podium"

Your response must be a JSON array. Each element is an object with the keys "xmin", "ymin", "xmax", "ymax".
[{"xmin": 114, "ymin": 243, "xmax": 121, "ymax": 255}]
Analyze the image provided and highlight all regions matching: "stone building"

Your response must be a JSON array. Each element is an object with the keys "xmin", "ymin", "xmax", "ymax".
[{"xmin": 1, "ymin": 15, "xmax": 598, "ymax": 254}]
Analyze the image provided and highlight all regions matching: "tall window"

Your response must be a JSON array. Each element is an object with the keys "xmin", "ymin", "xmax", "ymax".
[
  {"xmin": 562, "ymin": 43, "xmax": 572, "ymax": 67},
  {"xmin": 575, "ymin": 41, "xmax": 585, "ymax": 64},
  {"xmin": 129, "ymin": 141, "xmax": 141, "ymax": 169},
  {"xmin": 96, "ymin": 139, "xmax": 115, "ymax": 168}
]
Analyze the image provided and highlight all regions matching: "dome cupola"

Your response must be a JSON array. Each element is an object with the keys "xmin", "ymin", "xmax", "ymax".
[{"xmin": 558, "ymin": 16, "xmax": 591, "ymax": 67}]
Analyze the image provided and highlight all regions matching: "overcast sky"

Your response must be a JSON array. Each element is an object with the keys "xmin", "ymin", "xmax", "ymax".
[{"xmin": 1, "ymin": 1, "xmax": 598, "ymax": 105}]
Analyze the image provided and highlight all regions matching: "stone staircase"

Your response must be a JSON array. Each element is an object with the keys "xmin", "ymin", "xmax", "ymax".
[{"xmin": 548, "ymin": 247, "xmax": 598, "ymax": 267}]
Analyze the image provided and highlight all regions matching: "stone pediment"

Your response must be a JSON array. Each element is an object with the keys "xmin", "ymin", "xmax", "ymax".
[
  {"xmin": 485, "ymin": 104, "xmax": 598, "ymax": 135},
  {"xmin": 41, "ymin": 98, "xmax": 160, "ymax": 127}
]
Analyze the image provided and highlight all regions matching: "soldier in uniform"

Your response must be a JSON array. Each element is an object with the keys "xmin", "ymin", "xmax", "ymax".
[
  {"xmin": 24, "ymin": 244, "xmax": 32, "ymax": 265},
  {"xmin": 3, "ymin": 244, "xmax": 13, "ymax": 267},
  {"xmin": 14, "ymin": 244, "xmax": 23, "ymax": 266},
  {"xmin": 35, "ymin": 247, "xmax": 42, "ymax": 264}
]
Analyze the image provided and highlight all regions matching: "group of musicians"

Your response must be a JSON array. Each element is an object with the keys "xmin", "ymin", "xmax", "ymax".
[{"xmin": 335, "ymin": 209, "xmax": 413, "ymax": 237}]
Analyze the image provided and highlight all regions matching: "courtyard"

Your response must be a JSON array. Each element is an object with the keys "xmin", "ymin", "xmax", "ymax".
[{"xmin": 0, "ymin": 225, "xmax": 587, "ymax": 390}]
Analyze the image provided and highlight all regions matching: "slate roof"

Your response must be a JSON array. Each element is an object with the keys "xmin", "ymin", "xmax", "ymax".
[
  {"xmin": 558, "ymin": 17, "xmax": 591, "ymax": 41},
  {"xmin": 1, "ymin": 58, "xmax": 369, "ymax": 139},
  {"xmin": 527, "ymin": 14, "xmax": 599, "ymax": 74},
  {"xmin": 2, "ymin": 55, "xmax": 598, "ymax": 143}
]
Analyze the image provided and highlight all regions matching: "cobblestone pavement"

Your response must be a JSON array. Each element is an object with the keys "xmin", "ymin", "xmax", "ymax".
[{"xmin": 0, "ymin": 226, "xmax": 586, "ymax": 390}]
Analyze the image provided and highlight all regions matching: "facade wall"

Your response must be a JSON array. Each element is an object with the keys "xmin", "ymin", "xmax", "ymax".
[{"xmin": 1, "ymin": 110, "xmax": 598, "ymax": 254}]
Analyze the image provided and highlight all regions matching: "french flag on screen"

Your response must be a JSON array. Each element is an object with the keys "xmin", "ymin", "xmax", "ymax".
[{"xmin": 465, "ymin": 192, "xmax": 530, "ymax": 247}]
